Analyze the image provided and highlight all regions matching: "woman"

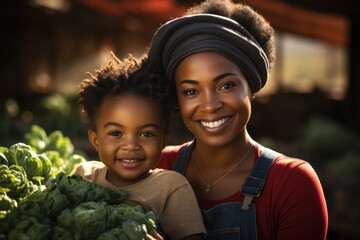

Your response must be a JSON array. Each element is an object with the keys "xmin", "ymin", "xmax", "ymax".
[{"xmin": 148, "ymin": 0, "xmax": 328, "ymax": 239}]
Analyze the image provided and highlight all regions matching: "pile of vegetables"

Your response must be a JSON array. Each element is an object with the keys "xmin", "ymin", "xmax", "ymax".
[
  {"xmin": 0, "ymin": 125, "xmax": 158, "ymax": 240},
  {"xmin": 1, "ymin": 173, "xmax": 157, "ymax": 240}
]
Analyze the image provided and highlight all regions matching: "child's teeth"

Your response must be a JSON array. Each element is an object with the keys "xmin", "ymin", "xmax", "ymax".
[{"xmin": 123, "ymin": 159, "xmax": 137, "ymax": 162}]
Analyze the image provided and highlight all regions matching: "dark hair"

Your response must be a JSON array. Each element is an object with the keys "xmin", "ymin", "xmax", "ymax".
[
  {"xmin": 77, "ymin": 53, "xmax": 171, "ymax": 129},
  {"xmin": 185, "ymin": 0, "xmax": 276, "ymax": 71}
]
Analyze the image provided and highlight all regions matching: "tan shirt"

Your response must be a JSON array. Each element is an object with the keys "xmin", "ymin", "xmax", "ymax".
[{"xmin": 73, "ymin": 161, "xmax": 206, "ymax": 240}]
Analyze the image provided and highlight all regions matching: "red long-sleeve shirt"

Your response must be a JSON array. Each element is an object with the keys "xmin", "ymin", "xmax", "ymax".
[{"xmin": 156, "ymin": 142, "xmax": 328, "ymax": 240}]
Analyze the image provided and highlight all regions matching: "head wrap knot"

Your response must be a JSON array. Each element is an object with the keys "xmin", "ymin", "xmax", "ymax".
[{"xmin": 148, "ymin": 14, "xmax": 269, "ymax": 93}]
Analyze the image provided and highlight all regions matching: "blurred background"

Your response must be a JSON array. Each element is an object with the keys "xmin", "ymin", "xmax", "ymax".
[{"xmin": 0, "ymin": 0, "xmax": 359, "ymax": 239}]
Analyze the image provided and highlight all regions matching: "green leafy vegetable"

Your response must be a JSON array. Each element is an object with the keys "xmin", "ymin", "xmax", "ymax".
[
  {"xmin": 0, "ymin": 143, "xmax": 52, "ymax": 184},
  {"xmin": 0, "ymin": 153, "xmax": 8, "ymax": 166},
  {"xmin": 37, "ymin": 154, "xmax": 52, "ymax": 181},
  {"xmin": 24, "ymin": 124, "xmax": 47, "ymax": 153},
  {"xmin": 0, "ymin": 193, "xmax": 17, "ymax": 212},
  {"xmin": 0, "ymin": 165, "xmax": 36, "ymax": 200},
  {"xmin": 5, "ymin": 143, "xmax": 35, "ymax": 166},
  {"xmin": 25, "ymin": 125, "xmax": 86, "ymax": 176}
]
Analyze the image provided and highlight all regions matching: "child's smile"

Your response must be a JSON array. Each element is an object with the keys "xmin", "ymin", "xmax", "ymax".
[{"xmin": 115, "ymin": 156, "xmax": 145, "ymax": 168}]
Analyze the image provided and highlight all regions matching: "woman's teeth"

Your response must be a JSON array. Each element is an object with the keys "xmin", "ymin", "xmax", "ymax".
[{"xmin": 201, "ymin": 118, "xmax": 228, "ymax": 128}]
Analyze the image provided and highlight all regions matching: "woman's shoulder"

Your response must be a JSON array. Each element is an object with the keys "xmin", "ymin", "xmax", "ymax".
[
  {"xmin": 271, "ymin": 154, "xmax": 314, "ymax": 175},
  {"xmin": 162, "ymin": 142, "xmax": 191, "ymax": 155},
  {"xmin": 267, "ymin": 153, "xmax": 322, "ymax": 190},
  {"xmin": 256, "ymin": 152, "xmax": 327, "ymax": 239},
  {"xmin": 158, "ymin": 141, "xmax": 193, "ymax": 170},
  {"xmin": 256, "ymin": 144, "xmax": 312, "ymax": 176},
  {"xmin": 272, "ymin": 154, "xmax": 308, "ymax": 168}
]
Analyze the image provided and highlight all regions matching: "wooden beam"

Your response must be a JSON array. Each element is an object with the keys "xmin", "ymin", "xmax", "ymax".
[
  {"xmin": 76, "ymin": 0, "xmax": 186, "ymax": 21},
  {"xmin": 242, "ymin": 0, "xmax": 349, "ymax": 46}
]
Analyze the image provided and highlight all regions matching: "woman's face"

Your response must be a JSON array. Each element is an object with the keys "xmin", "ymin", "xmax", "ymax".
[{"xmin": 174, "ymin": 51, "xmax": 252, "ymax": 147}]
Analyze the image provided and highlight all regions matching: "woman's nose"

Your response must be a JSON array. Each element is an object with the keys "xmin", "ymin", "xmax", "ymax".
[{"xmin": 200, "ymin": 90, "xmax": 223, "ymax": 113}]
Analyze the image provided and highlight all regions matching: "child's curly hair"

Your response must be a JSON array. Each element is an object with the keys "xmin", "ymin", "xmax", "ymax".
[{"xmin": 77, "ymin": 53, "xmax": 171, "ymax": 129}]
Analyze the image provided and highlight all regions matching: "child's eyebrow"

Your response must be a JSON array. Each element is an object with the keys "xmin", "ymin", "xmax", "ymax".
[
  {"xmin": 103, "ymin": 122, "xmax": 160, "ymax": 129},
  {"xmin": 142, "ymin": 123, "xmax": 160, "ymax": 130},
  {"xmin": 104, "ymin": 122, "xmax": 121, "ymax": 128}
]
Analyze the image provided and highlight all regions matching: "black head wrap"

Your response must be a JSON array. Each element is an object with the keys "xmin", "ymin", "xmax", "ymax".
[{"xmin": 148, "ymin": 14, "xmax": 269, "ymax": 93}]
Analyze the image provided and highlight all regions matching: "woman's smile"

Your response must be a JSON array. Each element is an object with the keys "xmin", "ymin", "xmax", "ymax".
[
  {"xmin": 200, "ymin": 117, "xmax": 230, "ymax": 129},
  {"xmin": 197, "ymin": 116, "xmax": 233, "ymax": 135}
]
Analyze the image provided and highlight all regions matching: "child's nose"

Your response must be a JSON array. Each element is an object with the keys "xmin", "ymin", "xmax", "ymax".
[{"xmin": 122, "ymin": 136, "xmax": 140, "ymax": 151}]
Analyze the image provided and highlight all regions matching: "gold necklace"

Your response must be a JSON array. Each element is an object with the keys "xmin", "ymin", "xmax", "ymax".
[{"xmin": 193, "ymin": 144, "xmax": 254, "ymax": 194}]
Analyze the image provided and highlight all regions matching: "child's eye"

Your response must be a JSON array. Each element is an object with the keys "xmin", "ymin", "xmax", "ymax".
[
  {"xmin": 219, "ymin": 82, "xmax": 236, "ymax": 90},
  {"xmin": 109, "ymin": 131, "xmax": 122, "ymax": 137},
  {"xmin": 140, "ymin": 131, "xmax": 154, "ymax": 137},
  {"xmin": 184, "ymin": 89, "xmax": 198, "ymax": 96}
]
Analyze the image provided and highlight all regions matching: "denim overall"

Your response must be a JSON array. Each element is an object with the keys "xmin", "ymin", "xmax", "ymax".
[{"xmin": 173, "ymin": 141, "xmax": 280, "ymax": 240}]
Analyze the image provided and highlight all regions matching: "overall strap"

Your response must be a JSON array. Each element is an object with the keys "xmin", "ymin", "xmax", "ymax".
[
  {"xmin": 173, "ymin": 141, "xmax": 194, "ymax": 174},
  {"xmin": 240, "ymin": 147, "xmax": 281, "ymax": 211}
]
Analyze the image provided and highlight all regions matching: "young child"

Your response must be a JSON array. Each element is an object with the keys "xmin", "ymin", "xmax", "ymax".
[{"xmin": 73, "ymin": 53, "xmax": 206, "ymax": 240}]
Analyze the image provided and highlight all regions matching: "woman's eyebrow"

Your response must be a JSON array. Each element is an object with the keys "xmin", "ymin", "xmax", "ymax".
[
  {"xmin": 179, "ymin": 72, "xmax": 237, "ymax": 85},
  {"xmin": 178, "ymin": 79, "xmax": 198, "ymax": 85},
  {"xmin": 213, "ymin": 72, "xmax": 236, "ymax": 82}
]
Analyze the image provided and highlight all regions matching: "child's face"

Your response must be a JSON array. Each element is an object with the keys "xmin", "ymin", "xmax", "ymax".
[{"xmin": 89, "ymin": 94, "xmax": 168, "ymax": 187}]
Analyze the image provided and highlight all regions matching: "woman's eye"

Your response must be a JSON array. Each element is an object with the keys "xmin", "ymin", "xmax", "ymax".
[
  {"xmin": 219, "ymin": 83, "xmax": 236, "ymax": 90},
  {"xmin": 109, "ymin": 131, "xmax": 122, "ymax": 137},
  {"xmin": 140, "ymin": 132, "xmax": 154, "ymax": 137},
  {"xmin": 184, "ymin": 89, "xmax": 198, "ymax": 96}
]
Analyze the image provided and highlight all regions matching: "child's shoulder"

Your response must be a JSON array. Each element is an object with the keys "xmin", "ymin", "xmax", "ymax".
[
  {"xmin": 151, "ymin": 168, "xmax": 191, "ymax": 186},
  {"xmin": 72, "ymin": 160, "xmax": 105, "ymax": 177}
]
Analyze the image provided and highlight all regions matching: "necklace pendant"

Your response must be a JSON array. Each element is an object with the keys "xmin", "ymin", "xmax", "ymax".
[{"xmin": 205, "ymin": 184, "xmax": 211, "ymax": 194}]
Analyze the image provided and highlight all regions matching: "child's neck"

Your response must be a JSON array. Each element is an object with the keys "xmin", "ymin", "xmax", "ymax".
[{"xmin": 106, "ymin": 169, "xmax": 152, "ymax": 187}]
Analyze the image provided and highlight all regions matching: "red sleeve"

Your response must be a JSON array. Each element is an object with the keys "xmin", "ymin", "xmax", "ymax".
[
  {"xmin": 259, "ymin": 157, "xmax": 328, "ymax": 240},
  {"xmin": 156, "ymin": 144, "xmax": 186, "ymax": 170}
]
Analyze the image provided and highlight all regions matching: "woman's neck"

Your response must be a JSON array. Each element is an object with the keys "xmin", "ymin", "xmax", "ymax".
[{"xmin": 192, "ymin": 132, "xmax": 255, "ymax": 170}]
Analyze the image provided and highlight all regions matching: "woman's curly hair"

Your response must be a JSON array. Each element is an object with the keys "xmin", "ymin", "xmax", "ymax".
[
  {"xmin": 77, "ymin": 53, "xmax": 171, "ymax": 129},
  {"xmin": 185, "ymin": 0, "xmax": 276, "ymax": 71}
]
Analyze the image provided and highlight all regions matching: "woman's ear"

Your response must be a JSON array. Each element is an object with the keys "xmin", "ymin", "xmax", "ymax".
[{"xmin": 88, "ymin": 129, "xmax": 99, "ymax": 151}]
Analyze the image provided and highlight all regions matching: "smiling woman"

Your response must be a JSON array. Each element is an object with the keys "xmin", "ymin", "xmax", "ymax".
[{"xmin": 148, "ymin": 0, "xmax": 328, "ymax": 239}]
